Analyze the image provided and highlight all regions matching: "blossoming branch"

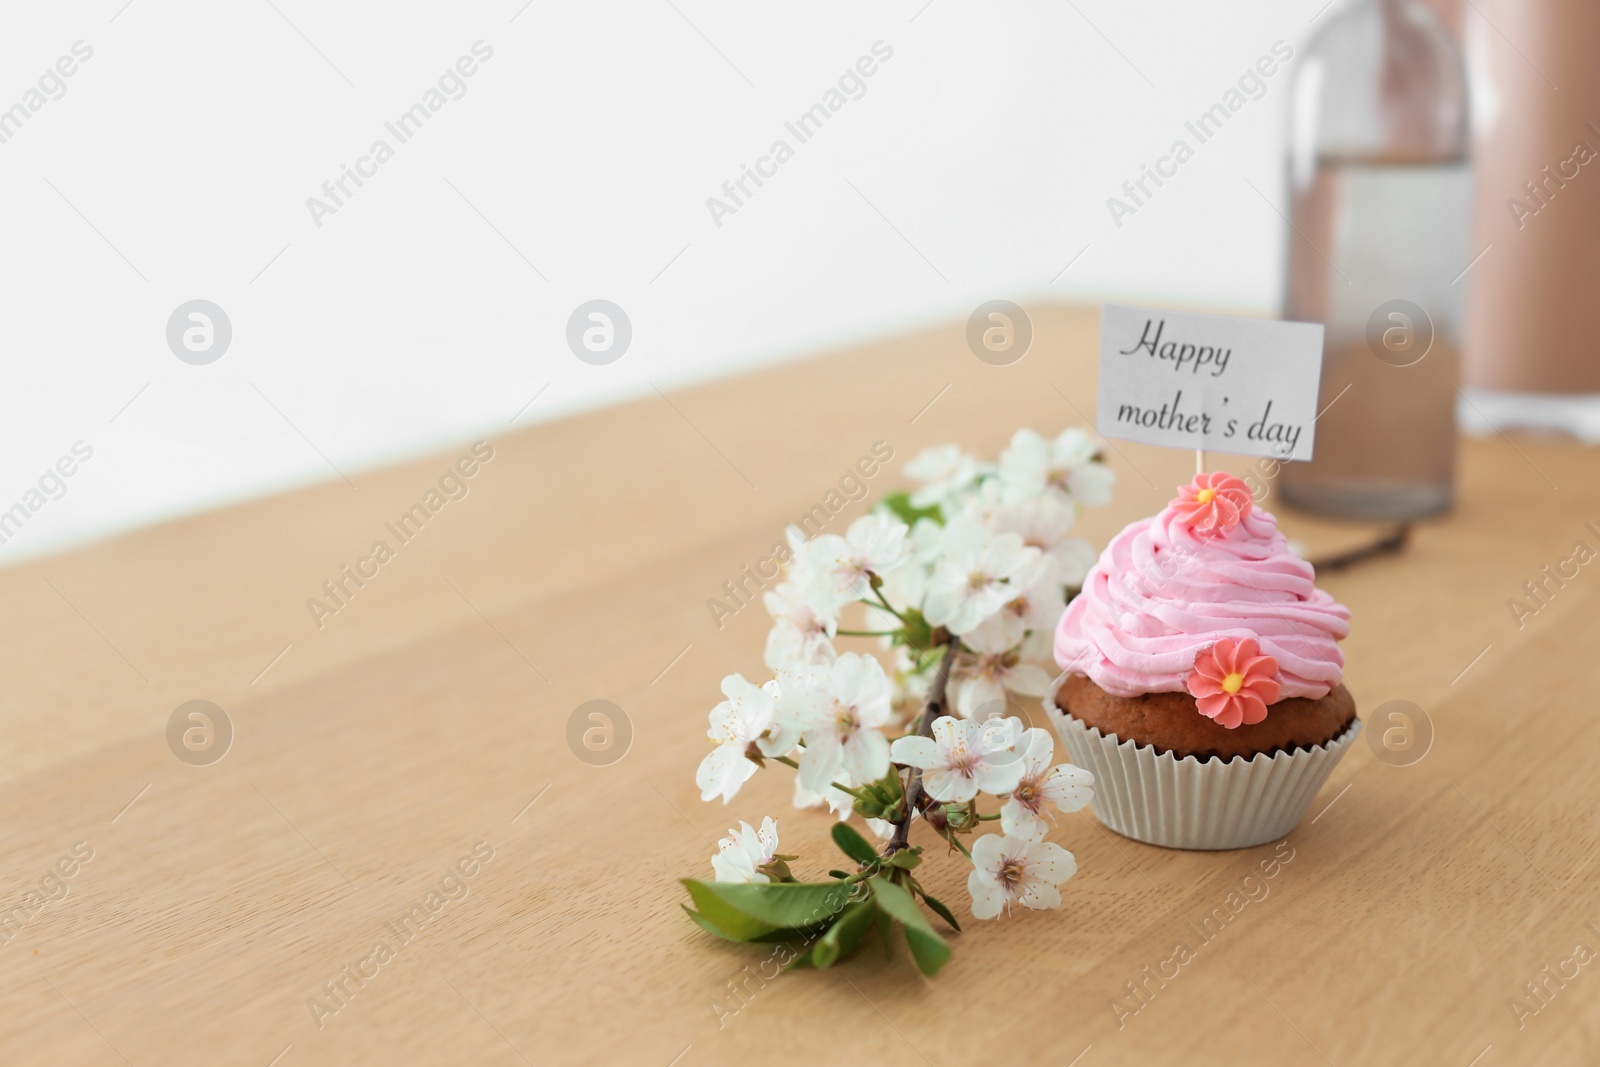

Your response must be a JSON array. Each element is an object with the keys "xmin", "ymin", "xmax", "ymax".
[{"xmin": 680, "ymin": 429, "xmax": 1114, "ymax": 974}]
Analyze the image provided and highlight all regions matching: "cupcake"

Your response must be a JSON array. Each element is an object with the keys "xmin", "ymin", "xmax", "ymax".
[{"xmin": 1046, "ymin": 471, "xmax": 1361, "ymax": 850}]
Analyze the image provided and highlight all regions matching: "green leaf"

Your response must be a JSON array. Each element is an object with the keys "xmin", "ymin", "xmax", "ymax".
[
  {"xmin": 685, "ymin": 906, "xmax": 813, "ymax": 945},
  {"xmin": 813, "ymin": 901, "xmax": 876, "ymax": 969},
  {"xmin": 863, "ymin": 766, "xmax": 904, "ymax": 805},
  {"xmin": 682, "ymin": 905, "xmax": 746, "ymax": 942},
  {"xmin": 687, "ymin": 878, "xmax": 856, "ymax": 930},
  {"xmin": 914, "ymin": 642, "xmax": 947, "ymax": 674},
  {"xmin": 919, "ymin": 892, "xmax": 962, "ymax": 932},
  {"xmin": 831, "ymin": 823, "xmax": 879, "ymax": 865},
  {"xmin": 869, "ymin": 876, "xmax": 952, "ymax": 977},
  {"xmin": 854, "ymin": 766, "xmax": 906, "ymax": 820},
  {"xmin": 881, "ymin": 491, "xmax": 943, "ymax": 527},
  {"xmin": 892, "ymin": 607, "xmax": 934, "ymax": 653},
  {"xmin": 681, "ymin": 882, "xmax": 780, "ymax": 942},
  {"xmin": 886, "ymin": 848, "xmax": 921, "ymax": 870},
  {"xmin": 851, "ymin": 797, "xmax": 887, "ymax": 819},
  {"xmin": 901, "ymin": 920, "xmax": 952, "ymax": 975},
  {"xmin": 867, "ymin": 876, "xmax": 930, "ymax": 931}
]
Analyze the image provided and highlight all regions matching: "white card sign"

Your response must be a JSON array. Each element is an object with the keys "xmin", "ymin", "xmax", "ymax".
[{"xmin": 1096, "ymin": 304, "xmax": 1326, "ymax": 462}]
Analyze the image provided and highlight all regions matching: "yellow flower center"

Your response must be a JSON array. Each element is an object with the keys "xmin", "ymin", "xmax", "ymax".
[
  {"xmin": 835, "ymin": 704, "xmax": 859, "ymax": 735},
  {"xmin": 1221, "ymin": 672, "xmax": 1244, "ymax": 695},
  {"xmin": 1196, "ymin": 487, "xmax": 1217, "ymax": 505}
]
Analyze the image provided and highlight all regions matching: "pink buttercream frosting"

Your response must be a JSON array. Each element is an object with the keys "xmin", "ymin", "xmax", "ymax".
[{"xmin": 1054, "ymin": 493, "xmax": 1349, "ymax": 700}]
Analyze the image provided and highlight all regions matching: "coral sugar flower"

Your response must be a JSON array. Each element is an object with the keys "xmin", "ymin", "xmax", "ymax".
[
  {"xmin": 1187, "ymin": 637, "xmax": 1281, "ymax": 729},
  {"xmin": 1172, "ymin": 471, "xmax": 1253, "ymax": 537}
]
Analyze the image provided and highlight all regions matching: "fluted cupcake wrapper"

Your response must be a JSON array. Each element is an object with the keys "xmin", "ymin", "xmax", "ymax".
[{"xmin": 1044, "ymin": 675, "xmax": 1362, "ymax": 851}]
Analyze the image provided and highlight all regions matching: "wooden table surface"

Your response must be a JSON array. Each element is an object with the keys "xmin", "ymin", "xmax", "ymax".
[{"xmin": 3, "ymin": 305, "xmax": 1597, "ymax": 1066}]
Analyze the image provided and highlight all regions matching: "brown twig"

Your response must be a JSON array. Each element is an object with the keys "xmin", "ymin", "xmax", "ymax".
[
  {"xmin": 884, "ymin": 640, "xmax": 960, "ymax": 856},
  {"xmin": 1306, "ymin": 523, "xmax": 1411, "ymax": 573}
]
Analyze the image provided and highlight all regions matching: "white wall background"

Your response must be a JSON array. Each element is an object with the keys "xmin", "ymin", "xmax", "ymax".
[{"xmin": 0, "ymin": 0, "xmax": 1338, "ymax": 561}]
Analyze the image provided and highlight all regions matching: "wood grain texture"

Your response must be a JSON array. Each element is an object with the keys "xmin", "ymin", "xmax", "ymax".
[{"xmin": 2, "ymin": 305, "xmax": 1596, "ymax": 1066}]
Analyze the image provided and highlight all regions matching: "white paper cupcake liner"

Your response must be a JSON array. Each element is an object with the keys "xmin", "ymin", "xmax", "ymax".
[{"xmin": 1044, "ymin": 675, "xmax": 1362, "ymax": 851}]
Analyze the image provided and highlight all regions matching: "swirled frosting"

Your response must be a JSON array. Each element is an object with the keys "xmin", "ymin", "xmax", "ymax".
[{"xmin": 1054, "ymin": 489, "xmax": 1349, "ymax": 700}]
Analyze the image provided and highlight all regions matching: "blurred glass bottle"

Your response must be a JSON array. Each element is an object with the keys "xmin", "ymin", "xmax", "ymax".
[{"xmin": 1279, "ymin": 0, "xmax": 1471, "ymax": 520}]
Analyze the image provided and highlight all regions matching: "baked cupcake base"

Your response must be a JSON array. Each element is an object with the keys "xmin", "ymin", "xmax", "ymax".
[
  {"xmin": 1059, "ymin": 673, "xmax": 1357, "ymax": 761},
  {"xmin": 1045, "ymin": 673, "xmax": 1362, "ymax": 851}
]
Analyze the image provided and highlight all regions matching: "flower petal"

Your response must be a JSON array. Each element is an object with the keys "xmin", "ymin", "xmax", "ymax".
[
  {"xmin": 967, "ymin": 869, "xmax": 1005, "ymax": 920},
  {"xmin": 1026, "ymin": 840, "xmax": 1077, "ymax": 884},
  {"xmin": 1007, "ymin": 663, "xmax": 1053, "ymax": 698},
  {"xmin": 922, "ymin": 766, "xmax": 979, "ymax": 804},
  {"xmin": 1021, "ymin": 728, "xmax": 1055, "ymax": 772},
  {"xmin": 841, "ymin": 727, "xmax": 891, "ymax": 785},
  {"xmin": 756, "ymin": 816, "xmax": 779, "ymax": 857},
  {"xmin": 696, "ymin": 744, "xmax": 756, "ymax": 803},
  {"xmin": 1069, "ymin": 463, "xmax": 1115, "ymax": 507},
  {"xmin": 954, "ymin": 674, "xmax": 1006, "ymax": 719},
  {"xmin": 969, "ymin": 832, "xmax": 1007, "ymax": 870},
  {"xmin": 888, "ymin": 734, "xmax": 940, "ymax": 770},
  {"xmin": 1000, "ymin": 796, "xmax": 1039, "ymax": 837},
  {"xmin": 1042, "ymin": 764, "xmax": 1094, "ymax": 813},
  {"xmin": 797, "ymin": 736, "xmax": 844, "ymax": 794},
  {"xmin": 1018, "ymin": 880, "xmax": 1062, "ymax": 911},
  {"xmin": 972, "ymin": 758, "xmax": 1024, "ymax": 797}
]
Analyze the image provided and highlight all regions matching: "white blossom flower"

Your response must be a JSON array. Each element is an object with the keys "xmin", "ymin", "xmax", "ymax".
[
  {"xmin": 695, "ymin": 674, "xmax": 778, "ymax": 803},
  {"xmin": 1020, "ymin": 623, "xmax": 1057, "ymax": 666},
  {"xmin": 992, "ymin": 494, "xmax": 1097, "ymax": 588},
  {"xmin": 1068, "ymin": 462, "xmax": 1115, "ymax": 508},
  {"xmin": 998, "ymin": 428, "xmax": 1114, "ymax": 507},
  {"xmin": 875, "ymin": 642, "xmax": 934, "ymax": 715},
  {"xmin": 922, "ymin": 517, "xmax": 1041, "ymax": 635},
  {"xmin": 871, "ymin": 516, "xmax": 939, "ymax": 619},
  {"xmin": 712, "ymin": 817, "xmax": 780, "ymax": 883},
  {"xmin": 889, "ymin": 715, "xmax": 1025, "ymax": 803},
  {"xmin": 966, "ymin": 830, "xmax": 1077, "ymax": 919},
  {"xmin": 804, "ymin": 513, "xmax": 910, "ymax": 608},
  {"xmin": 769, "ymin": 663, "xmax": 826, "ymax": 755},
  {"xmin": 792, "ymin": 776, "xmax": 854, "ymax": 822},
  {"xmin": 962, "ymin": 552, "xmax": 1064, "ymax": 654},
  {"xmin": 943, "ymin": 475, "xmax": 1005, "ymax": 530},
  {"xmin": 779, "ymin": 524, "xmax": 821, "ymax": 589},
  {"xmin": 999, "ymin": 729, "xmax": 1093, "ymax": 837},
  {"xmin": 949, "ymin": 622, "xmax": 1056, "ymax": 718},
  {"xmin": 763, "ymin": 582, "xmax": 838, "ymax": 671},
  {"xmin": 783, "ymin": 653, "xmax": 894, "ymax": 795},
  {"xmin": 906, "ymin": 516, "xmax": 946, "ymax": 564},
  {"xmin": 904, "ymin": 445, "xmax": 984, "ymax": 511},
  {"xmin": 875, "ymin": 559, "xmax": 928, "ymax": 618}
]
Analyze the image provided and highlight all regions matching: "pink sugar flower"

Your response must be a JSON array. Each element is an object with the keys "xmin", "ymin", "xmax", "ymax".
[
  {"xmin": 1172, "ymin": 472, "xmax": 1253, "ymax": 537},
  {"xmin": 1187, "ymin": 637, "xmax": 1281, "ymax": 729}
]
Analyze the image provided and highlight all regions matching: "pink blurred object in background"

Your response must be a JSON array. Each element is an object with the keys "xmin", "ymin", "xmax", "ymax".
[
  {"xmin": 1463, "ymin": 0, "xmax": 1600, "ymax": 395},
  {"xmin": 1457, "ymin": 0, "xmax": 1600, "ymax": 442}
]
